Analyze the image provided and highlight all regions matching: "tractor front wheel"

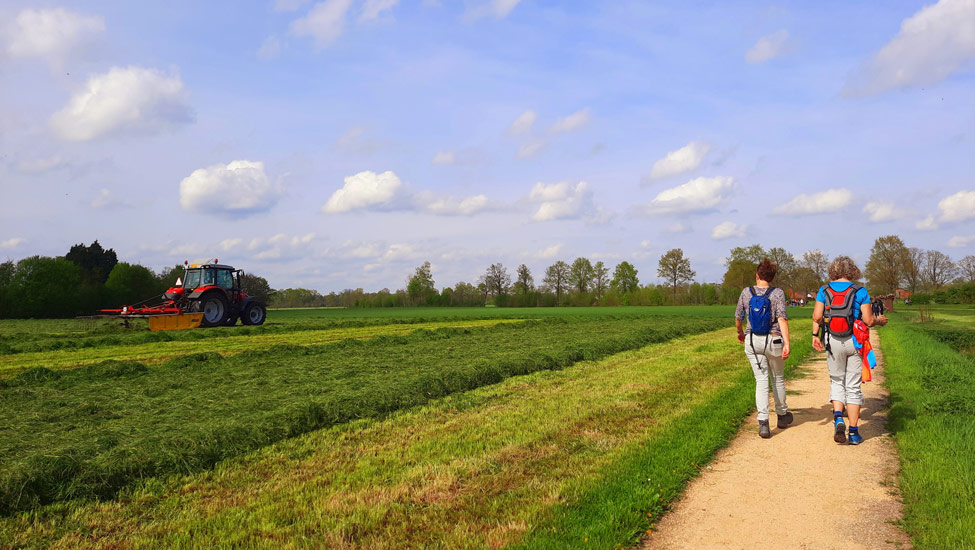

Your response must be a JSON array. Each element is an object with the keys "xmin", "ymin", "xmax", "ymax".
[
  {"xmin": 241, "ymin": 302, "xmax": 267, "ymax": 326},
  {"xmin": 192, "ymin": 292, "xmax": 230, "ymax": 328}
]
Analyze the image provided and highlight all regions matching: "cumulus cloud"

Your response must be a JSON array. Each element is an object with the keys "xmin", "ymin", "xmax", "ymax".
[
  {"xmin": 863, "ymin": 201, "xmax": 908, "ymax": 222},
  {"xmin": 179, "ymin": 160, "xmax": 281, "ymax": 217},
  {"xmin": 507, "ymin": 109, "xmax": 537, "ymax": 135},
  {"xmin": 360, "ymin": 0, "xmax": 399, "ymax": 20},
  {"xmin": 252, "ymin": 233, "xmax": 317, "ymax": 259},
  {"xmin": 528, "ymin": 181, "xmax": 596, "ymax": 222},
  {"xmin": 382, "ymin": 243, "xmax": 422, "ymax": 261},
  {"xmin": 843, "ymin": 0, "xmax": 975, "ymax": 97},
  {"xmin": 290, "ymin": 0, "xmax": 354, "ymax": 51},
  {"xmin": 711, "ymin": 221, "xmax": 747, "ymax": 239},
  {"xmin": 745, "ymin": 29, "xmax": 791, "ymax": 63},
  {"xmin": 467, "ymin": 0, "xmax": 522, "ymax": 19},
  {"xmin": 916, "ymin": 215, "xmax": 939, "ymax": 230},
  {"xmin": 551, "ymin": 107, "xmax": 591, "ymax": 133},
  {"xmin": 938, "ymin": 190, "xmax": 975, "ymax": 222},
  {"xmin": 2, "ymin": 8, "xmax": 104, "ymax": 65},
  {"xmin": 323, "ymin": 170, "xmax": 404, "ymax": 213},
  {"xmin": 643, "ymin": 176, "xmax": 735, "ymax": 215},
  {"xmin": 947, "ymin": 235, "xmax": 975, "ymax": 248},
  {"xmin": 517, "ymin": 139, "xmax": 547, "ymax": 159},
  {"xmin": 534, "ymin": 243, "xmax": 563, "ymax": 259},
  {"xmin": 771, "ymin": 188, "xmax": 854, "ymax": 216},
  {"xmin": 649, "ymin": 141, "xmax": 711, "ymax": 180},
  {"xmin": 417, "ymin": 192, "xmax": 495, "ymax": 216},
  {"xmin": 50, "ymin": 66, "xmax": 193, "ymax": 141},
  {"xmin": 0, "ymin": 237, "xmax": 24, "ymax": 250}
]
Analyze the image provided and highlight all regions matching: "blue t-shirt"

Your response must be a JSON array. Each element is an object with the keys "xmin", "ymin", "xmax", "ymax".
[{"xmin": 815, "ymin": 282, "xmax": 870, "ymax": 319}]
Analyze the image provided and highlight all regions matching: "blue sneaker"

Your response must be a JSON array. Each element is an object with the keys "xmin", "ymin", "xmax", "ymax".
[
  {"xmin": 833, "ymin": 416, "xmax": 847, "ymax": 444},
  {"xmin": 848, "ymin": 430, "xmax": 863, "ymax": 445}
]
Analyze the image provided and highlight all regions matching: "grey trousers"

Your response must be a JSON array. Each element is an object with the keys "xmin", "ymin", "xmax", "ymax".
[
  {"xmin": 826, "ymin": 334, "xmax": 863, "ymax": 405},
  {"xmin": 743, "ymin": 333, "xmax": 788, "ymax": 421}
]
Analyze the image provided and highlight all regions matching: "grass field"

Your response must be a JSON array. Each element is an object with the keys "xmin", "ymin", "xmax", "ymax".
[
  {"xmin": 0, "ymin": 305, "xmax": 820, "ymax": 548},
  {"xmin": 882, "ymin": 305, "xmax": 975, "ymax": 549}
]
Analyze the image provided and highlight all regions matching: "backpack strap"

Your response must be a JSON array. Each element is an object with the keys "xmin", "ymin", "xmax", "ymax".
[{"xmin": 749, "ymin": 287, "xmax": 756, "ymax": 297}]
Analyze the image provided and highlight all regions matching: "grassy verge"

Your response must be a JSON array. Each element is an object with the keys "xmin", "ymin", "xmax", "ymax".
[
  {"xmin": 883, "ymin": 314, "xmax": 975, "ymax": 549},
  {"xmin": 0, "ymin": 316, "xmax": 723, "ymax": 516},
  {"xmin": 3, "ymin": 327, "xmax": 751, "ymax": 549}
]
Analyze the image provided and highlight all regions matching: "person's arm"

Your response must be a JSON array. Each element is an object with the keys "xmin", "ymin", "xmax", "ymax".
[
  {"xmin": 734, "ymin": 290, "xmax": 746, "ymax": 343},
  {"xmin": 736, "ymin": 317, "xmax": 745, "ymax": 343},
  {"xmin": 811, "ymin": 301, "xmax": 825, "ymax": 352},
  {"xmin": 861, "ymin": 303, "xmax": 887, "ymax": 327},
  {"xmin": 778, "ymin": 318, "xmax": 790, "ymax": 359}
]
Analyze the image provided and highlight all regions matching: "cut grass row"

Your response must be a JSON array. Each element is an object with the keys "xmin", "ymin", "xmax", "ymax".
[
  {"xmin": 0, "ymin": 316, "xmax": 724, "ymax": 517},
  {"xmin": 882, "ymin": 313, "xmax": 975, "ymax": 549},
  {"xmin": 0, "ymin": 319, "xmax": 521, "ymax": 376},
  {"xmin": 1, "ymin": 325, "xmax": 812, "ymax": 549}
]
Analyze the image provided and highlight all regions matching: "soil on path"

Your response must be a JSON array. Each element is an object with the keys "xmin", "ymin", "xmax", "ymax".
[{"xmin": 643, "ymin": 331, "xmax": 912, "ymax": 550}]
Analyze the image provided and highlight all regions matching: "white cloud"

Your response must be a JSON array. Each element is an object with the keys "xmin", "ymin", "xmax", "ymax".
[
  {"xmin": 179, "ymin": 160, "xmax": 281, "ymax": 217},
  {"xmin": 863, "ymin": 201, "xmax": 908, "ymax": 222},
  {"xmin": 220, "ymin": 238, "xmax": 243, "ymax": 251},
  {"xmin": 711, "ymin": 221, "xmax": 747, "ymax": 239},
  {"xmin": 528, "ymin": 181, "xmax": 595, "ymax": 222},
  {"xmin": 432, "ymin": 151, "xmax": 455, "ymax": 165},
  {"xmin": 382, "ymin": 243, "xmax": 422, "ymax": 261},
  {"xmin": 916, "ymin": 215, "xmax": 939, "ymax": 231},
  {"xmin": 15, "ymin": 155, "xmax": 69, "ymax": 174},
  {"xmin": 643, "ymin": 176, "xmax": 734, "ymax": 215},
  {"xmin": 257, "ymin": 35, "xmax": 282, "ymax": 60},
  {"xmin": 507, "ymin": 110, "xmax": 537, "ymax": 135},
  {"xmin": 947, "ymin": 235, "xmax": 975, "ymax": 247},
  {"xmin": 534, "ymin": 243, "xmax": 563, "ymax": 259},
  {"xmin": 467, "ymin": 0, "xmax": 522, "ymax": 19},
  {"xmin": 771, "ymin": 188, "xmax": 854, "ymax": 216},
  {"xmin": 843, "ymin": 0, "xmax": 975, "ymax": 96},
  {"xmin": 91, "ymin": 188, "xmax": 124, "ymax": 209},
  {"xmin": 2, "ymin": 8, "xmax": 104, "ymax": 65},
  {"xmin": 517, "ymin": 139, "xmax": 547, "ymax": 159},
  {"xmin": 361, "ymin": 0, "xmax": 399, "ymax": 21},
  {"xmin": 550, "ymin": 107, "xmax": 591, "ymax": 133},
  {"xmin": 938, "ymin": 190, "xmax": 975, "ymax": 222},
  {"xmin": 649, "ymin": 141, "xmax": 711, "ymax": 180},
  {"xmin": 745, "ymin": 29, "xmax": 790, "ymax": 63},
  {"xmin": 322, "ymin": 170, "xmax": 404, "ymax": 213},
  {"xmin": 418, "ymin": 193, "xmax": 494, "ymax": 216},
  {"xmin": 0, "ymin": 238, "xmax": 24, "ymax": 250},
  {"xmin": 290, "ymin": 0, "xmax": 354, "ymax": 51},
  {"xmin": 50, "ymin": 66, "xmax": 192, "ymax": 141},
  {"xmin": 247, "ymin": 233, "xmax": 317, "ymax": 260},
  {"xmin": 666, "ymin": 221, "xmax": 692, "ymax": 233}
]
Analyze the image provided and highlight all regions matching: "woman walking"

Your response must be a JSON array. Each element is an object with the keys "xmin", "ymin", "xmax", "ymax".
[
  {"xmin": 812, "ymin": 256, "xmax": 887, "ymax": 445},
  {"xmin": 735, "ymin": 259, "xmax": 792, "ymax": 438}
]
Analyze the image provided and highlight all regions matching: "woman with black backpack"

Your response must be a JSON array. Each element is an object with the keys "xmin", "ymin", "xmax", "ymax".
[
  {"xmin": 812, "ymin": 256, "xmax": 888, "ymax": 445},
  {"xmin": 735, "ymin": 258, "xmax": 793, "ymax": 439}
]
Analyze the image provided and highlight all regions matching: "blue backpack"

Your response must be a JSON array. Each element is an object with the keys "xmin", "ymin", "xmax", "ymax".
[{"xmin": 747, "ymin": 287, "xmax": 775, "ymax": 335}]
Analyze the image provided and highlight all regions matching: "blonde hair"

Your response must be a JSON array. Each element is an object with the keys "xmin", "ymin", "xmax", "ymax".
[{"xmin": 828, "ymin": 255, "xmax": 861, "ymax": 281}]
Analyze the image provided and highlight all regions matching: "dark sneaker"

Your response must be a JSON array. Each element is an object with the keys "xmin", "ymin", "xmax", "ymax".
[
  {"xmin": 759, "ymin": 420, "xmax": 771, "ymax": 439},
  {"xmin": 848, "ymin": 431, "xmax": 863, "ymax": 445},
  {"xmin": 833, "ymin": 416, "xmax": 847, "ymax": 444},
  {"xmin": 777, "ymin": 411, "xmax": 794, "ymax": 429}
]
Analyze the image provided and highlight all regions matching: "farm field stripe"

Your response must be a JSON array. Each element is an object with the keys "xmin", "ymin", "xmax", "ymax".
[
  {"xmin": 0, "ymin": 319, "xmax": 524, "ymax": 375},
  {"xmin": 2, "ymin": 327, "xmax": 753, "ymax": 549},
  {"xmin": 0, "ymin": 316, "xmax": 724, "ymax": 516}
]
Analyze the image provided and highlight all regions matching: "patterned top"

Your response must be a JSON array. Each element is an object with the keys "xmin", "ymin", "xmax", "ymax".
[{"xmin": 735, "ymin": 286, "xmax": 789, "ymax": 336}]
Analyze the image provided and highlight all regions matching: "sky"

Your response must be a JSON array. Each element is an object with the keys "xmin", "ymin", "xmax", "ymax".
[{"xmin": 1, "ymin": 0, "xmax": 973, "ymax": 292}]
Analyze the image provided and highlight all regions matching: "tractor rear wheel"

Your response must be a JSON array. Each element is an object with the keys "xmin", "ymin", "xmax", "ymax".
[
  {"xmin": 241, "ymin": 302, "xmax": 266, "ymax": 326},
  {"xmin": 192, "ymin": 292, "xmax": 230, "ymax": 328}
]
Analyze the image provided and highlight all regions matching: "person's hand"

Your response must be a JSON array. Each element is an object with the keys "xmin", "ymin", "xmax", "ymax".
[
  {"xmin": 782, "ymin": 342, "xmax": 791, "ymax": 359},
  {"xmin": 737, "ymin": 330, "xmax": 745, "ymax": 344},
  {"xmin": 877, "ymin": 314, "xmax": 888, "ymax": 326},
  {"xmin": 812, "ymin": 336, "xmax": 824, "ymax": 352}
]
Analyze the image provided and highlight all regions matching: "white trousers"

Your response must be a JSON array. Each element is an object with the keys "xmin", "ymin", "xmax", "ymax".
[
  {"xmin": 743, "ymin": 333, "xmax": 788, "ymax": 421},
  {"xmin": 826, "ymin": 334, "xmax": 863, "ymax": 405}
]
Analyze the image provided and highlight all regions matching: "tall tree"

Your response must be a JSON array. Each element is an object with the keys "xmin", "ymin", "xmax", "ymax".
[
  {"xmin": 765, "ymin": 247, "xmax": 797, "ymax": 289},
  {"xmin": 65, "ymin": 240, "xmax": 118, "ymax": 285},
  {"xmin": 592, "ymin": 261, "xmax": 610, "ymax": 299},
  {"xmin": 105, "ymin": 263, "xmax": 161, "ymax": 306},
  {"xmin": 611, "ymin": 261, "xmax": 639, "ymax": 293},
  {"xmin": 792, "ymin": 267, "xmax": 820, "ymax": 300},
  {"xmin": 959, "ymin": 255, "xmax": 975, "ymax": 283},
  {"xmin": 904, "ymin": 247, "xmax": 924, "ymax": 293},
  {"xmin": 514, "ymin": 264, "xmax": 534, "ymax": 294},
  {"xmin": 543, "ymin": 261, "xmax": 570, "ymax": 305},
  {"xmin": 480, "ymin": 263, "xmax": 511, "ymax": 296},
  {"xmin": 726, "ymin": 244, "xmax": 765, "ymax": 266},
  {"xmin": 569, "ymin": 257, "xmax": 594, "ymax": 293},
  {"xmin": 7, "ymin": 256, "xmax": 83, "ymax": 318},
  {"xmin": 865, "ymin": 235, "xmax": 909, "ymax": 294},
  {"xmin": 722, "ymin": 259, "xmax": 756, "ymax": 292},
  {"xmin": 658, "ymin": 248, "xmax": 696, "ymax": 298},
  {"xmin": 800, "ymin": 250, "xmax": 830, "ymax": 286},
  {"xmin": 921, "ymin": 250, "xmax": 956, "ymax": 290},
  {"xmin": 406, "ymin": 261, "xmax": 436, "ymax": 304}
]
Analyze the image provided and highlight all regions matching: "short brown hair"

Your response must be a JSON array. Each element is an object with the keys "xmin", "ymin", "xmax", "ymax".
[
  {"xmin": 756, "ymin": 258, "xmax": 777, "ymax": 283},
  {"xmin": 828, "ymin": 255, "xmax": 862, "ymax": 281}
]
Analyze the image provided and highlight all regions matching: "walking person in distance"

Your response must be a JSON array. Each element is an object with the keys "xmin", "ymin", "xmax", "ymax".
[
  {"xmin": 735, "ymin": 259, "xmax": 793, "ymax": 439},
  {"xmin": 812, "ymin": 256, "xmax": 887, "ymax": 445}
]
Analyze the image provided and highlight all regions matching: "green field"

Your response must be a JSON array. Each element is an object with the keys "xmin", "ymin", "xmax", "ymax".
[{"xmin": 1, "ymin": 305, "xmax": 817, "ymax": 548}]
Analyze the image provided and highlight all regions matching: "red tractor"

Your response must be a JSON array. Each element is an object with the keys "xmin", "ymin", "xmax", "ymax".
[{"xmin": 101, "ymin": 259, "xmax": 267, "ymax": 330}]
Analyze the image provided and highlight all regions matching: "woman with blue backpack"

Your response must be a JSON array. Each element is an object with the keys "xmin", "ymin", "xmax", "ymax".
[
  {"xmin": 735, "ymin": 258, "xmax": 793, "ymax": 439},
  {"xmin": 812, "ymin": 256, "xmax": 887, "ymax": 445}
]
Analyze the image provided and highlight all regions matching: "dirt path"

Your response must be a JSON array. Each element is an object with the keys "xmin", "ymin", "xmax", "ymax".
[{"xmin": 643, "ymin": 331, "xmax": 912, "ymax": 550}]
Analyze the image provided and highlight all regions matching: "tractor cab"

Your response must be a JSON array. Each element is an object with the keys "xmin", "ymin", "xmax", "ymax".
[{"xmin": 181, "ymin": 264, "xmax": 239, "ymax": 292}]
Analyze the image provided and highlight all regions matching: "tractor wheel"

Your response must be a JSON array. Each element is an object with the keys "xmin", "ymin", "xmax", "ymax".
[
  {"xmin": 192, "ymin": 292, "xmax": 230, "ymax": 328},
  {"xmin": 241, "ymin": 302, "xmax": 267, "ymax": 326},
  {"xmin": 223, "ymin": 310, "xmax": 239, "ymax": 327}
]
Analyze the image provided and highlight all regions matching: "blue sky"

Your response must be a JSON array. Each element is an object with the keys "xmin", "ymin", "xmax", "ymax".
[{"xmin": 1, "ymin": 0, "xmax": 973, "ymax": 292}]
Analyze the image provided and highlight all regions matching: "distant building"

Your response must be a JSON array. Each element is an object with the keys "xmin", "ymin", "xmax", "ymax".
[{"xmin": 895, "ymin": 288, "xmax": 912, "ymax": 299}]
